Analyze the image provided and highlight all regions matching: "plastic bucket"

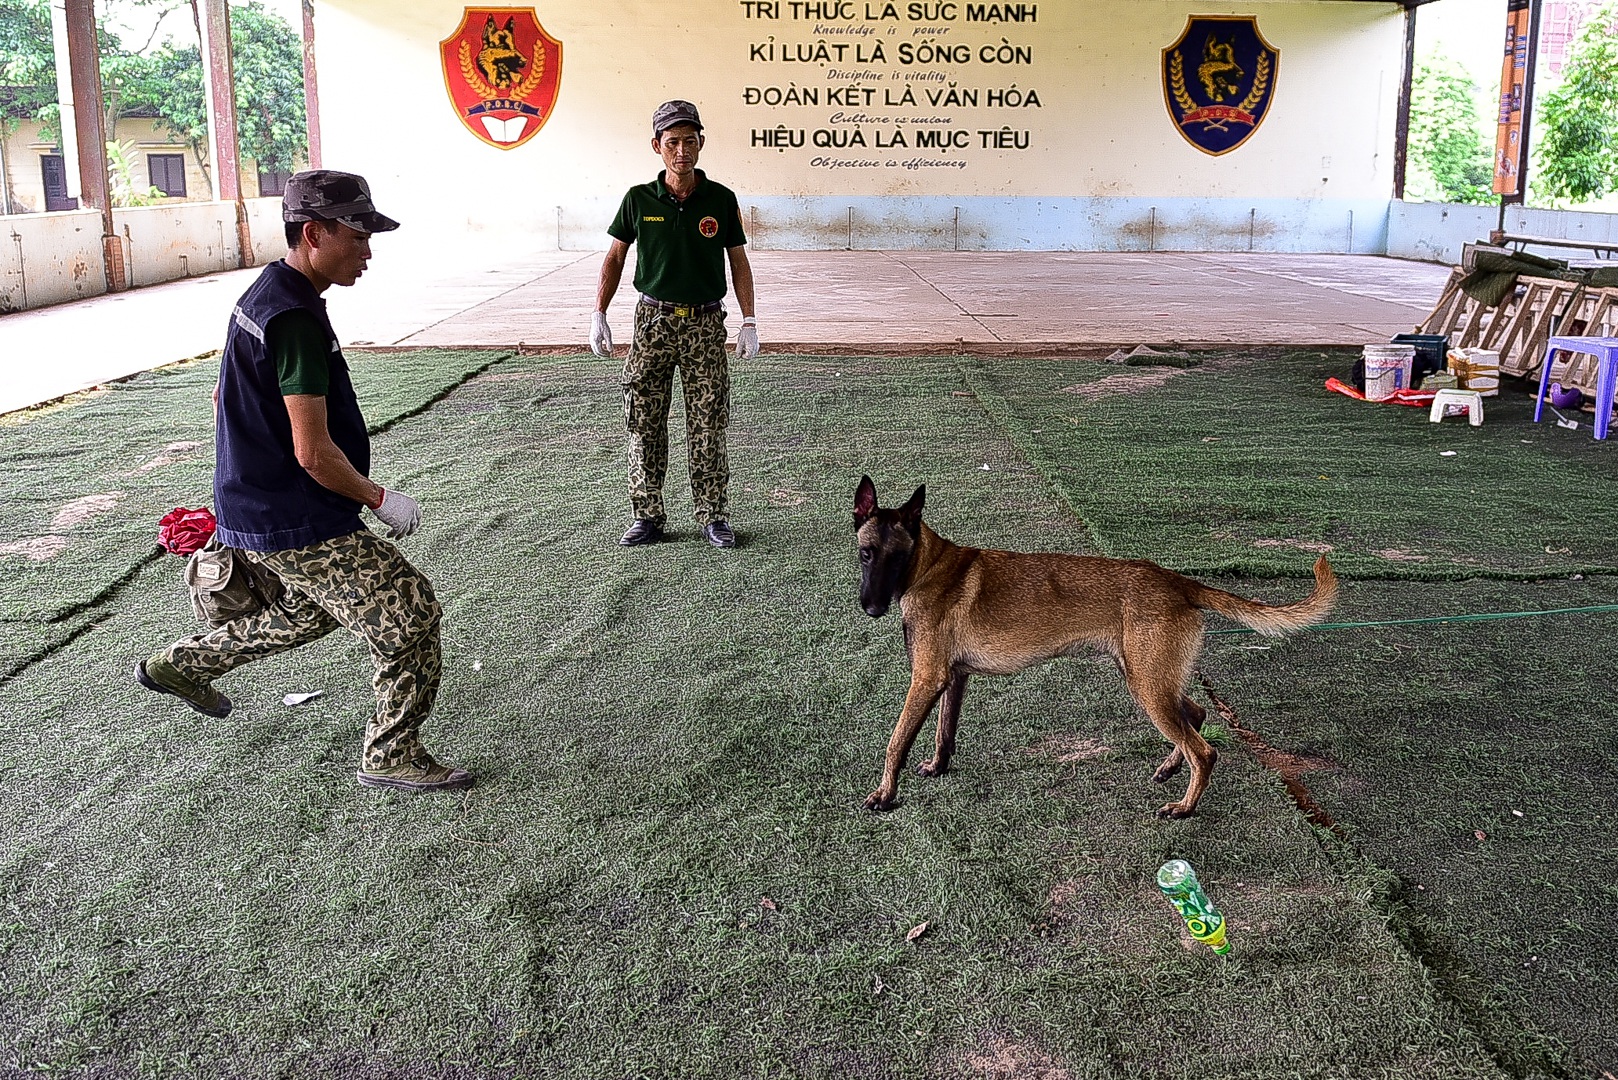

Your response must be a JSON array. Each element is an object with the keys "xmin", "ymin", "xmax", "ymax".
[
  {"xmin": 1391, "ymin": 333, "xmax": 1448, "ymax": 388},
  {"xmin": 1363, "ymin": 343, "xmax": 1416, "ymax": 401}
]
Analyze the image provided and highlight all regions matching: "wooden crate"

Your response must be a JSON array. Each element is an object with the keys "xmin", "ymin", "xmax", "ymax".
[
  {"xmin": 1538, "ymin": 289, "xmax": 1618, "ymax": 396},
  {"xmin": 1494, "ymin": 278, "xmax": 1586, "ymax": 377},
  {"xmin": 1418, "ymin": 267, "xmax": 1618, "ymax": 394}
]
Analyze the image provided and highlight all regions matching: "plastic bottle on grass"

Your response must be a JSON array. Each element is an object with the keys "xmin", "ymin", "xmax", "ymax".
[{"xmin": 1157, "ymin": 859, "xmax": 1231, "ymax": 955}]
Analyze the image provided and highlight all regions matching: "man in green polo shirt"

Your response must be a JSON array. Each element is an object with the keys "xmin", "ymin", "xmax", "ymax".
[{"xmin": 590, "ymin": 99, "xmax": 758, "ymax": 549}]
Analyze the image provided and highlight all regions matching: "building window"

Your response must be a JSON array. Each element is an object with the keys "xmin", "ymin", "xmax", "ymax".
[
  {"xmin": 258, "ymin": 168, "xmax": 292, "ymax": 197},
  {"xmin": 148, "ymin": 154, "xmax": 187, "ymax": 197}
]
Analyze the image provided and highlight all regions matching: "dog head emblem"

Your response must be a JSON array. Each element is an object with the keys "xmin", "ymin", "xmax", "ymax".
[
  {"xmin": 853, "ymin": 475, "xmax": 925, "ymax": 618},
  {"xmin": 478, "ymin": 15, "xmax": 527, "ymax": 89},
  {"xmin": 1198, "ymin": 34, "xmax": 1243, "ymax": 101}
]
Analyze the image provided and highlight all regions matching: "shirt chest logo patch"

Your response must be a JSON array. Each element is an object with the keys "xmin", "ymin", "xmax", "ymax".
[{"xmin": 698, "ymin": 215, "xmax": 719, "ymax": 238}]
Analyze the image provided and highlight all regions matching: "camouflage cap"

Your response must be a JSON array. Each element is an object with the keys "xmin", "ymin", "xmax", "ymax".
[
  {"xmin": 652, "ymin": 100, "xmax": 703, "ymax": 138},
  {"xmin": 281, "ymin": 170, "xmax": 400, "ymax": 234}
]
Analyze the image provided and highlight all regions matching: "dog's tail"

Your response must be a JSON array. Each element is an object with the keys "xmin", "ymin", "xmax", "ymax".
[{"xmin": 1188, "ymin": 555, "xmax": 1337, "ymax": 637}]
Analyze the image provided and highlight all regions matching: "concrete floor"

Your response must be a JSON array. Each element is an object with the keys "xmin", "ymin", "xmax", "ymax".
[{"xmin": 0, "ymin": 245, "xmax": 1451, "ymax": 415}]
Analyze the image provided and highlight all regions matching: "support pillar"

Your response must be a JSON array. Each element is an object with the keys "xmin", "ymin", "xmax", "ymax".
[
  {"xmin": 63, "ymin": 0, "xmax": 124, "ymax": 290},
  {"xmin": 201, "ymin": 0, "xmax": 253, "ymax": 267},
  {"xmin": 1392, "ymin": 3, "xmax": 1417, "ymax": 200},
  {"xmin": 301, "ymin": 0, "xmax": 323, "ymax": 169},
  {"xmin": 48, "ymin": 1, "xmax": 80, "ymax": 202}
]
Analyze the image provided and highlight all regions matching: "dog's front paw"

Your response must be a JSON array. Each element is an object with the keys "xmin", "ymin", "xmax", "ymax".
[
  {"xmin": 1155, "ymin": 800, "xmax": 1196, "ymax": 819},
  {"xmin": 916, "ymin": 758, "xmax": 948, "ymax": 778},
  {"xmin": 864, "ymin": 788, "xmax": 896, "ymax": 811}
]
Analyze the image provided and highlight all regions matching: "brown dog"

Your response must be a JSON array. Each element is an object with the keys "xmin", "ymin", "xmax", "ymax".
[{"xmin": 853, "ymin": 476, "xmax": 1337, "ymax": 818}]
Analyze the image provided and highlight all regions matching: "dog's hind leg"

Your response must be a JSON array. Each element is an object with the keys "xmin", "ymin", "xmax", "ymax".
[
  {"xmin": 1123, "ymin": 625, "xmax": 1216, "ymax": 818},
  {"xmin": 1152, "ymin": 696, "xmax": 1206, "ymax": 783},
  {"xmin": 1139, "ymin": 685, "xmax": 1216, "ymax": 818},
  {"xmin": 918, "ymin": 668, "xmax": 968, "ymax": 778}
]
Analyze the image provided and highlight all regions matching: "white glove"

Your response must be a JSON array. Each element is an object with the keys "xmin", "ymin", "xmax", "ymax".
[
  {"xmin": 590, "ymin": 311, "xmax": 614, "ymax": 357},
  {"xmin": 736, "ymin": 318, "xmax": 759, "ymax": 360},
  {"xmin": 370, "ymin": 487, "xmax": 421, "ymax": 539}
]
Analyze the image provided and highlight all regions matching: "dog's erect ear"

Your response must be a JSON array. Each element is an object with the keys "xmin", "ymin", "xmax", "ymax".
[
  {"xmin": 853, "ymin": 475, "xmax": 877, "ymax": 529},
  {"xmin": 504, "ymin": 15, "xmax": 516, "ymax": 31},
  {"xmin": 894, "ymin": 484, "xmax": 925, "ymax": 537},
  {"xmin": 893, "ymin": 482, "xmax": 931, "ymax": 537},
  {"xmin": 900, "ymin": 484, "xmax": 925, "ymax": 519}
]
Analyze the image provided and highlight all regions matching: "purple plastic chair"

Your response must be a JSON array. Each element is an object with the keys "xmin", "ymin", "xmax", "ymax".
[{"xmin": 1535, "ymin": 336, "xmax": 1618, "ymax": 440}]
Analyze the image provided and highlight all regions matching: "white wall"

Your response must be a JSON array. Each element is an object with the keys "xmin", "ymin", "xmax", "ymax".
[
  {"xmin": 0, "ymin": 209, "xmax": 106, "ymax": 311},
  {"xmin": 246, "ymin": 198, "xmax": 291, "ymax": 265},
  {"xmin": 1386, "ymin": 201, "xmax": 1496, "ymax": 265},
  {"xmin": 120, "ymin": 199, "xmax": 247, "ymax": 286},
  {"xmin": 1388, "ymin": 201, "xmax": 1618, "ymax": 265},
  {"xmin": 312, "ymin": 0, "xmax": 1403, "ymax": 246},
  {"xmin": 0, "ymin": 197, "xmax": 286, "ymax": 312}
]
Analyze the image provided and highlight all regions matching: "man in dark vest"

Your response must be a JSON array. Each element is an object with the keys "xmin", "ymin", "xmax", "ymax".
[{"xmin": 136, "ymin": 170, "xmax": 472, "ymax": 793}]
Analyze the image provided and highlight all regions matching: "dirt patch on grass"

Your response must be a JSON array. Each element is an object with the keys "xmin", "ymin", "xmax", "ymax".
[
  {"xmin": 1372, "ymin": 548, "xmax": 1430, "ymax": 562},
  {"xmin": 1253, "ymin": 538, "xmax": 1335, "ymax": 554},
  {"xmin": 0, "ymin": 536, "xmax": 69, "ymax": 561},
  {"xmin": 1027, "ymin": 735, "xmax": 1112, "ymax": 763},
  {"xmin": 1058, "ymin": 369, "xmax": 1184, "ymax": 400},
  {"xmin": 767, "ymin": 488, "xmax": 811, "ymax": 507},
  {"xmin": 1198, "ymin": 674, "xmax": 1341, "ymax": 832},
  {"xmin": 479, "ymin": 370, "xmax": 551, "ymax": 382},
  {"xmin": 135, "ymin": 441, "xmax": 205, "ymax": 472},
  {"xmin": 1262, "ymin": 749, "xmax": 1340, "ymax": 778},
  {"xmin": 50, "ymin": 493, "xmax": 123, "ymax": 529},
  {"xmin": 964, "ymin": 1035, "xmax": 1072, "ymax": 1080}
]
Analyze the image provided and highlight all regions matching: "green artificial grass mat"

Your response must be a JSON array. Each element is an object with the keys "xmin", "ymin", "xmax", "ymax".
[
  {"xmin": 962, "ymin": 351, "xmax": 1618, "ymax": 580},
  {"xmin": 0, "ymin": 350, "xmax": 509, "ymax": 669},
  {"xmin": 1201, "ymin": 573, "xmax": 1618, "ymax": 1075},
  {"xmin": 2, "ymin": 350, "xmax": 1613, "ymax": 1077}
]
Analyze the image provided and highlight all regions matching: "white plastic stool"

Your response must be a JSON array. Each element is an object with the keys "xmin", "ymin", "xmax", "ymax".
[{"xmin": 1428, "ymin": 388, "xmax": 1484, "ymax": 426}]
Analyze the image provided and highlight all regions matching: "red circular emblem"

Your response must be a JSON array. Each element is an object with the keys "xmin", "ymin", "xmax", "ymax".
[{"xmin": 698, "ymin": 215, "xmax": 719, "ymax": 238}]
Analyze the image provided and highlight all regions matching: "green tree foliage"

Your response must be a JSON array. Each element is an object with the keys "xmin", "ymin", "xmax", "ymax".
[
  {"xmin": 1408, "ymin": 53, "xmax": 1494, "ymax": 204},
  {"xmin": 0, "ymin": 0, "xmax": 55, "ymax": 123},
  {"xmin": 1536, "ymin": 2, "xmax": 1618, "ymax": 204},
  {"xmin": 142, "ymin": 2, "xmax": 307, "ymax": 176},
  {"xmin": 225, "ymin": 2, "xmax": 307, "ymax": 173},
  {"xmin": 0, "ymin": 0, "xmax": 305, "ymax": 182},
  {"xmin": 0, "ymin": 0, "xmax": 177, "ymax": 140}
]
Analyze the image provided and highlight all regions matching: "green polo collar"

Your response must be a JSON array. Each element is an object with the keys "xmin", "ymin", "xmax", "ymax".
[{"xmin": 653, "ymin": 169, "xmax": 707, "ymax": 202}]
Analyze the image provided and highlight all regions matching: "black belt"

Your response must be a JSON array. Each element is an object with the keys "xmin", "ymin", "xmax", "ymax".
[{"xmin": 639, "ymin": 294, "xmax": 723, "ymax": 317}]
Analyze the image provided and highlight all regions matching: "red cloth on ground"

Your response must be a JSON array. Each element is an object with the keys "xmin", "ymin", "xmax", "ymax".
[
  {"xmin": 1324, "ymin": 378, "xmax": 1437, "ymax": 408},
  {"xmin": 158, "ymin": 507, "xmax": 217, "ymax": 555}
]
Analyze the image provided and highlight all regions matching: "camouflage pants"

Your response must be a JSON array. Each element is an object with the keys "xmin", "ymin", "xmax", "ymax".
[
  {"xmin": 623, "ymin": 302, "xmax": 731, "ymax": 525},
  {"xmin": 162, "ymin": 528, "xmax": 443, "ymax": 771}
]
